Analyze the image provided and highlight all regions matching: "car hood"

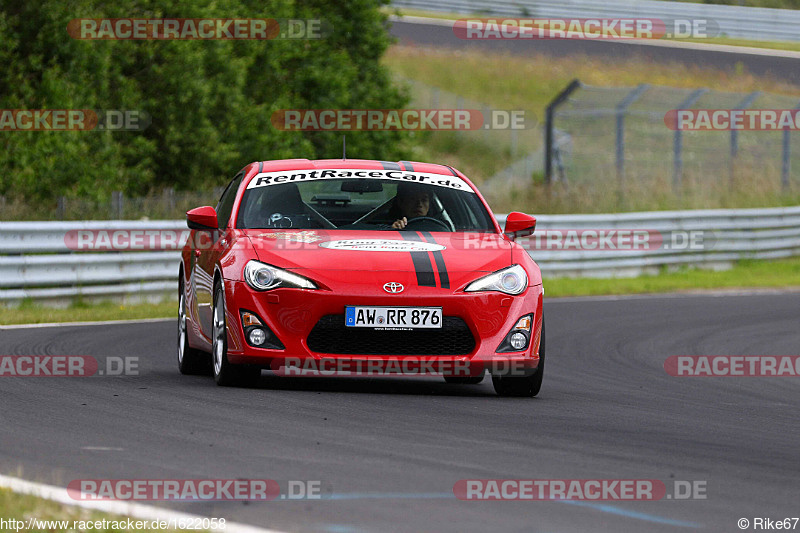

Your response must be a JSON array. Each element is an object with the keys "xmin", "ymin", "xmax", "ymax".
[{"xmin": 243, "ymin": 229, "xmax": 513, "ymax": 289}]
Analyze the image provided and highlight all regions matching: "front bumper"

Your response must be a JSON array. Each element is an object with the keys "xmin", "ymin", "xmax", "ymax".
[{"xmin": 222, "ymin": 277, "xmax": 543, "ymax": 376}]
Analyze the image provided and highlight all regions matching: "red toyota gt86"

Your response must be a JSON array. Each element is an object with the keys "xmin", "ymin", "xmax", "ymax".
[{"xmin": 178, "ymin": 159, "xmax": 545, "ymax": 396}]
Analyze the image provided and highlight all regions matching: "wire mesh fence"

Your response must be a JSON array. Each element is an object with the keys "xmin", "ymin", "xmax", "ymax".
[
  {"xmin": 546, "ymin": 81, "xmax": 800, "ymax": 211},
  {"xmin": 0, "ymin": 188, "xmax": 223, "ymax": 221},
  {"xmin": 402, "ymin": 78, "xmax": 540, "ymax": 160}
]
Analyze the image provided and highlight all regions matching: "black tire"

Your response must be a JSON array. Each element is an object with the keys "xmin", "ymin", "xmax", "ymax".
[
  {"xmin": 178, "ymin": 275, "xmax": 210, "ymax": 375},
  {"xmin": 492, "ymin": 317, "xmax": 545, "ymax": 397},
  {"xmin": 212, "ymin": 280, "xmax": 261, "ymax": 387},
  {"xmin": 443, "ymin": 374, "xmax": 485, "ymax": 385}
]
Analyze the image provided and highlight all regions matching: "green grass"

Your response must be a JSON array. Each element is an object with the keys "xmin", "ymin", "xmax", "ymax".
[
  {"xmin": 0, "ymin": 487, "xmax": 184, "ymax": 532},
  {"xmin": 0, "ymin": 300, "xmax": 175, "ymax": 326},
  {"xmin": 383, "ymin": 43, "xmax": 800, "ymax": 213},
  {"xmin": 1, "ymin": 257, "xmax": 799, "ymax": 325},
  {"xmin": 544, "ymin": 256, "xmax": 800, "ymax": 297},
  {"xmin": 385, "ymin": 43, "xmax": 800, "ymax": 126}
]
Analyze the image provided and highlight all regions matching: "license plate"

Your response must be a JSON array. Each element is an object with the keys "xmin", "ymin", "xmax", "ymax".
[{"xmin": 345, "ymin": 306, "xmax": 442, "ymax": 329}]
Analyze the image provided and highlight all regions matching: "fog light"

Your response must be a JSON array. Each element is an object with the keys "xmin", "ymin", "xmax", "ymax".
[
  {"xmin": 509, "ymin": 332, "xmax": 527, "ymax": 350},
  {"xmin": 249, "ymin": 328, "xmax": 267, "ymax": 346}
]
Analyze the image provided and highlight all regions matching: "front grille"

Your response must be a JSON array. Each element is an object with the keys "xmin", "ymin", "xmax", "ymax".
[{"xmin": 306, "ymin": 315, "xmax": 476, "ymax": 355}]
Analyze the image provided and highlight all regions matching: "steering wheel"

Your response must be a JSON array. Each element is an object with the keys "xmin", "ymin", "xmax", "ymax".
[
  {"xmin": 404, "ymin": 216, "xmax": 451, "ymax": 231},
  {"xmin": 267, "ymin": 213, "xmax": 292, "ymax": 228}
]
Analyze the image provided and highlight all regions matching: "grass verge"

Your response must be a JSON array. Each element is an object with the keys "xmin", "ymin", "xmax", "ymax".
[
  {"xmin": 1, "ymin": 257, "xmax": 798, "ymax": 325},
  {"xmin": 0, "ymin": 300, "xmax": 175, "ymax": 326},
  {"xmin": 384, "ymin": 43, "xmax": 800, "ymax": 213},
  {"xmin": 0, "ymin": 487, "xmax": 183, "ymax": 533},
  {"xmin": 544, "ymin": 256, "xmax": 800, "ymax": 297},
  {"xmin": 385, "ymin": 44, "xmax": 800, "ymax": 131}
]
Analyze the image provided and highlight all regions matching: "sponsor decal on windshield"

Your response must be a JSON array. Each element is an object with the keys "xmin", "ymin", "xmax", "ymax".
[
  {"xmin": 319, "ymin": 239, "xmax": 445, "ymax": 252},
  {"xmin": 245, "ymin": 168, "xmax": 473, "ymax": 192}
]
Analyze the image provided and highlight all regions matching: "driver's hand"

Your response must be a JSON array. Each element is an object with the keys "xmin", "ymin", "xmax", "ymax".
[{"xmin": 391, "ymin": 217, "xmax": 407, "ymax": 230}]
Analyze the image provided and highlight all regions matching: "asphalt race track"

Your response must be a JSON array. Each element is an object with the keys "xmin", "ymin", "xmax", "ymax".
[
  {"xmin": 389, "ymin": 19, "xmax": 800, "ymax": 86},
  {"xmin": 1, "ymin": 293, "xmax": 798, "ymax": 532}
]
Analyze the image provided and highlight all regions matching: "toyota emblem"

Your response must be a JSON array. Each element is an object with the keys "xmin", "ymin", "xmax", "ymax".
[{"xmin": 383, "ymin": 282, "xmax": 404, "ymax": 294}]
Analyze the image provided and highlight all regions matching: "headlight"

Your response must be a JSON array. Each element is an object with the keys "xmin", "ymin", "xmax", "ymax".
[
  {"xmin": 244, "ymin": 260, "xmax": 317, "ymax": 291},
  {"xmin": 465, "ymin": 264, "xmax": 528, "ymax": 295}
]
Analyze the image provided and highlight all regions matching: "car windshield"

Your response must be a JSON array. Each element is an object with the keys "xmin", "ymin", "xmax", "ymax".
[{"xmin": 235, "ymin": 176, "xmax": 495, "ymax": 232}]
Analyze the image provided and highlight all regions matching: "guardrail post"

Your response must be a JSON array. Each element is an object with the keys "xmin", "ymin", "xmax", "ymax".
[
  {"xmin": 56, "ymin": 197, "xmax": 66, "ymax": 220},
  {"xmin": 730, "ymin": 91, "xmax": 761, "ymax": 185},
  {"xmin": 615, "ymin": 84, "xmax": 650, "ymax": 203},
  {"xmin": 544, "ymin": 79, "xmax": 581, "ymax": 184},
  {"xmin": 673, "ymin": 89, "xmax": 708, "ymax": 199}
]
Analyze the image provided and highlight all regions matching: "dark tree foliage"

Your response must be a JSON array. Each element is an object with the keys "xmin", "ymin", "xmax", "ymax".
[{"xmin": 0, "ymin": 0, "xmax": 411, "ymax": 201}]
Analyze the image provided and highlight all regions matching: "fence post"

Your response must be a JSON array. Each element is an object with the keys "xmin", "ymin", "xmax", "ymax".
[
  {"xmin": 782, "ymin": 129, "xmax": 790, "ymax": 190},
  {"xmin": 673, "ymin": 89, "xmax": 708, "ymax": 198},
  {"xmin": 615, "ymin": 85, "xmax": 649, "ymax": 181},
  {"xmin": 165, "ymin": 187, "xmax": 176, "ymax": 216},
  {"xmin": 730, "ymin": 91, "xmax": 761, "ymax": 185},
  {"xmin": 615, "ymin": 84, "xmax": 650, "ymax": 204},
  {"xmin": 111, "ymin": 191, "xmax": 124, "ymax": 220},
  {"xmin": 781, "ymin": 99, "xmax": 800, "ymax": 191},
  {"xmin": 544, "ymin": 79, "xmax": 581, "ymax": 184},
  {"xmin": 511, "ymin": 128, "xmax": 517, "ymax": 158}
]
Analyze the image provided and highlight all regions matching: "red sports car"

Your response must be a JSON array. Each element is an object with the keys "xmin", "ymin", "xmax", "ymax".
[{"xmin": 178, "ymin": 159, "xmax": 545, "ymax": 396}]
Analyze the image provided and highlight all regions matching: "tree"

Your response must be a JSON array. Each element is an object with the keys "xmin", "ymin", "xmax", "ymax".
[{"xmin": 0, "ymin": 0, "xmax": 411, "ymax": 203}]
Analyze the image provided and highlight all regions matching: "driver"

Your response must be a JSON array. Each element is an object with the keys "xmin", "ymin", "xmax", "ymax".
[{"xmin": 390, "ymin": 183, "xmax": 431, "ymax": 230}]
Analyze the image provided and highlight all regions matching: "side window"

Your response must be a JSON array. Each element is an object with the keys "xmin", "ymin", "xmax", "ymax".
[{"xmin": 215, "ymin": 172, "xmax": 244, "ymax": 229}]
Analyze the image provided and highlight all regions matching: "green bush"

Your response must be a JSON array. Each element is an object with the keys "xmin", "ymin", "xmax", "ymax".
[{"xmin": 0, "ymin": 0, "xmax": 411, "ymax": 203}]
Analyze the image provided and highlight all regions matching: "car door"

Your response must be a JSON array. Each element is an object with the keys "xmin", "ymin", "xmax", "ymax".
[{"xmin": 193, "ymin": 172, "xmax": 243, "ymax": 341}]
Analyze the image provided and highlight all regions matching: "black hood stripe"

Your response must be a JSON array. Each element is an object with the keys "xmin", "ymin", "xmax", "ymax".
[
  {"xmin": 400, "ymin": 161, "xmax": 415, "ymax": 172},
  {"xmin": 380, "ymin": 161, "xmax": 402, "ymax": 170},
  {"xmin": 401, "ymin": 231, "xmax": 436, "ymax": 287},
  {"xmin": 420, "ymin": 231, "xmax": 450, "ymax": 289}
]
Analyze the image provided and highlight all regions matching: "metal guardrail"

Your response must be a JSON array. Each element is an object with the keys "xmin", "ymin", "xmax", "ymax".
[
  {"xmin": 391, "ymin": 0, "xmax": 800, "ymax": 42},
  {"xmin": 1, "ymin": 206, "xmax": 799, "ymax": 304}
]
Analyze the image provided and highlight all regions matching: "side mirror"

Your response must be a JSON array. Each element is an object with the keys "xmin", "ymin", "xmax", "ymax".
[
  {"xmin": 187, "ymin": 206, "xmax": 218, "ymax": 231},
  {"xmin": 504, "ymin": 212, "xmax": 536, "ymax": 239}
]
